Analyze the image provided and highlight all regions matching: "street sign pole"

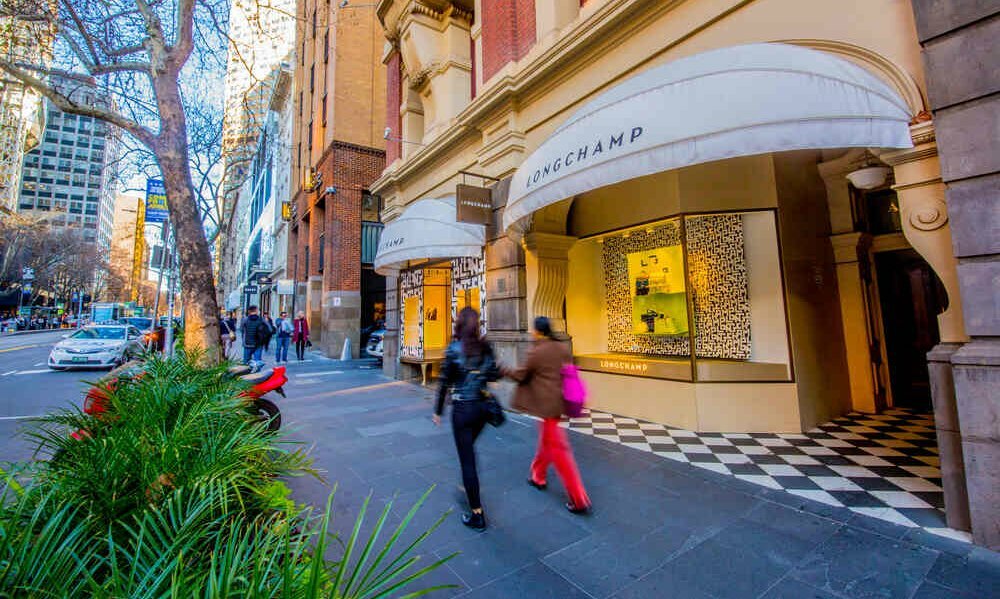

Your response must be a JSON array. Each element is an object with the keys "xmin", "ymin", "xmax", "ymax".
[
  {"xmin": 164, "ymin": 246, "xmax": 177, "ymax": 357},
  {"xmin": 151, "ymin": 220, "xmax": 169, "ymax": 321}
]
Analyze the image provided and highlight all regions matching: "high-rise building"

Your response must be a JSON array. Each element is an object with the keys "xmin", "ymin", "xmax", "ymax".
[
  {"xmin": 16, "ymin": 73, "xmax": 118, "ymax": 253},
  {"xmin": 220, "ymin": 0, "xmax": 296, "ymax": 215},
  {"xmin": 106, "ymin": 194, "xmax": 147, "ymax": 302},
  {"xmin": 0, "ymin": 11, "xmax": 55, "ymax": 214}
]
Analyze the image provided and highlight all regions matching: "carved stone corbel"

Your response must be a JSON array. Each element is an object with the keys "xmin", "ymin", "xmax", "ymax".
[{"xmin": 880, "ymin": 121, "xmax": 968, "ymax": 343}]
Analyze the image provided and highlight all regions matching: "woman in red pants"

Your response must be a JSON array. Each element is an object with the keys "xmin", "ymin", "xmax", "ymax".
[{"xmin": 504, "ymin": 316, "xmax": 591, "ymax": 514}]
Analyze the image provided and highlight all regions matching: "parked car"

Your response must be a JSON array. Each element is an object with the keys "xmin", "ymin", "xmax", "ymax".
[
  {"xmin": 48, "ymin": 325, "xmax": 145, "ymax": 370},
  {"xmin": 365, "ymin": 328, "xmax": 385, "ymax": 359}
]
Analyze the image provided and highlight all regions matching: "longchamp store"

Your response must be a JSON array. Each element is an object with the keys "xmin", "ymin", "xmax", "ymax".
[
  {"xmin": 374, "ymin": 196, "xmax": 486, "ymax": 384},
  {"xmin": 495, "ymin": 44, "xmax": 915, "ymax": 433}
]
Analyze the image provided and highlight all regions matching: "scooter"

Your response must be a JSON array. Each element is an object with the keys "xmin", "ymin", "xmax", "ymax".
[
  {"xmin": 226, "ymin": 363, "xmax": 287, "ymax": 431},
  {"xmin": 71, "ymin": 361, "xmax": 288, "ymax": 440}
]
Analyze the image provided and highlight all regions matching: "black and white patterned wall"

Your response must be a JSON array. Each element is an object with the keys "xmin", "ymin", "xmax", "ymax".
[
  {"xmin": 601, "ymin": 215, "xmax": 751, "ymax": 359},
  {"xmin": 399, "ymin": 269, "xmax": 424, "ymax": 359},
  {"xmin": 686, "ymin": 215, "xmax": 751, "ymax": 360},
  {"xmin": 451, "ymin": 255, "xmax": 487, "ymax": 335}
]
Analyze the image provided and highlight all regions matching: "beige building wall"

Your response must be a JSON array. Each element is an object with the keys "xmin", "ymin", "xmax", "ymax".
[{"xmin": 372, "ymin": 0, "xmax": 942, "ymax": 433}]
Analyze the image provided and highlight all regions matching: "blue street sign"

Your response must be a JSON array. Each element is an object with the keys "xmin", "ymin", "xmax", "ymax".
[{"xmin": 146, "ymin": 179, "xmax": 168, "ymax": 222}]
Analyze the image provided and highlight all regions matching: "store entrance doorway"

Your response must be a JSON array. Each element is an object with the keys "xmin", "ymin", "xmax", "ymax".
[{"xmin": 874, "ymin": 249, "xmax": 946, "ymax": 412}]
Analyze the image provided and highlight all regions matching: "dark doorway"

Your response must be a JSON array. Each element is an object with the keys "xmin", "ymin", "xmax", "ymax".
[
  {"xmin": 360, "ymin": 266, "xmax": 386, "ymax": 352},
  {"xmin": 874, "ymin": 249, "xmax": 946, "ymax": 412}
]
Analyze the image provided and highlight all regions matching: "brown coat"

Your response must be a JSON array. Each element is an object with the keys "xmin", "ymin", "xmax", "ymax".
[{"xmin": 507, "ymin": 338, "xmax": 570, "ymax": 419}]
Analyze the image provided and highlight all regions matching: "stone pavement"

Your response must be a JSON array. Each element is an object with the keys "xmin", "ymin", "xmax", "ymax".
[{"xmin": 279, "ymin": 359, "xmax": 1000, "ymax": 598}]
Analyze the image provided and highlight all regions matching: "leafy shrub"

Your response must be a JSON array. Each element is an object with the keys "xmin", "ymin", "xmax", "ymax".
[{"xmin": 0, "ymin": 353, "xmax": 452, "ymax": 597}]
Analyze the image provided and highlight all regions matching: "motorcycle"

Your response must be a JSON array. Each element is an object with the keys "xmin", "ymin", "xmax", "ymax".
[{"xmin": 71, "ymin": 361, "xmax": 288, "ymax": 441}]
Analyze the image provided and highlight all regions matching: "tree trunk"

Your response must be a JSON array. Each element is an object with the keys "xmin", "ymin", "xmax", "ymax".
[{"xmin": 153, "ymin": 78, "xmax": 221, "ymax": 361}]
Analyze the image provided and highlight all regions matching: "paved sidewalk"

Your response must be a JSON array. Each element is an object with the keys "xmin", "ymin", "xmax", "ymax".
[{"xmin": 280, "ymin": 364, "xmax": 1000, "ymax": 598}]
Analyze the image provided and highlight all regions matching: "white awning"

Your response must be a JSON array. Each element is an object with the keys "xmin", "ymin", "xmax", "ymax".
[
  {"xmin": 503, "ymin": 43, "xmax": 914, "ymax": 234},
  {"xmin": 374, "ymin": 196, "xmax": 485, "ymax": 275}
]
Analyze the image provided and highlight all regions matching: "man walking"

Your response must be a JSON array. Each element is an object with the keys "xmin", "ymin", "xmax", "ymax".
[
  {"xmin": 239, "ymin": 305, "xmax": 266, "ymax": 364},
  {"xmin": 273, "ymin": 311, "xmax": 293, "ymax": 363}
]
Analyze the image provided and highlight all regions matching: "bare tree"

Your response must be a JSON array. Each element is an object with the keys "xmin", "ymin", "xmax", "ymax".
[{"xmin": 0, "ymin": 0, "xmax": 230, "ymax": 357}]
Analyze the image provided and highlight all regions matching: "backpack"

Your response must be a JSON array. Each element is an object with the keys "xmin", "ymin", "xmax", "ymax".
[
  {"xmin": 561, "ymin": 363, "xmax": 587, "ymax": 418},
  {"xmin": 255, "ymin": 320, "xmax": 272, "ymax": 346}
]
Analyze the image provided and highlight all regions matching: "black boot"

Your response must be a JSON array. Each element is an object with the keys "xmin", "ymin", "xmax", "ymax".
[{"xmin": 461, "ymin": 511, "xmax": 486, "ymax": 530}]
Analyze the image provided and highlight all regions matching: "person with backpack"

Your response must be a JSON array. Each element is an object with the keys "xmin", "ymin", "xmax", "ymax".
[
  {"xmin": 261, "ymin": 313, "xmax": 276, "ymax": 355},
  {"xmin": 239, "ymin": 305, "xmax": 267, "ymax": 364},
  {"xmin": 273, "ymin": 311, "xmax": 293, "ymax": 363},
  {"xmin": 433, "ymin": 307, "xmax": 501, "ymax": 530},
  {"xmin": 503, "ymin": 316, "xmax": 591, "ymax": 515}
]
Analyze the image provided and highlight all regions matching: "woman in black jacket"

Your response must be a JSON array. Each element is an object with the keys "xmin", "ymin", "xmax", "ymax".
[{"xmin": 434, "ymin": 307, "xmax": 499, "ymax": 530}]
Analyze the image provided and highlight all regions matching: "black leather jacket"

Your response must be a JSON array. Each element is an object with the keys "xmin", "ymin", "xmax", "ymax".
[{"xmin": 435, "ymin": 340, "xmax": 500, "ymax": 416}]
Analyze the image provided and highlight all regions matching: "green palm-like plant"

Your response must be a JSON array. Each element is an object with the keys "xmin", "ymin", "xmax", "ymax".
[{"xmin": 0, "ymin": 353, "xmax": 454, "ymax": 597}]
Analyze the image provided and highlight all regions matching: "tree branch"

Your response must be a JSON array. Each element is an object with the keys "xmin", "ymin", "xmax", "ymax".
[
  {"xmin": 0, "ymin": 60, "xmax": 157, "ymax": 149},
  {"xmin": 170, "ymin": 0, "xmax": 197, "ymax": 66}
]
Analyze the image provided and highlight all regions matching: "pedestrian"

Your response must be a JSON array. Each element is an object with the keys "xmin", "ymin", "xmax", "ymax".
[
  {"xmin": 226, "ymin": 311, "xmax": 238, "ymax": 341},
  {"xmin": 219, "ymin": 315, "xmax": 235, "ymax": 359},
  {"xmin": 274, "ymin": 311, "xmax": 293, "ymax": 363},
  {"xmin": 433, "ymin": 307, "xmax": 500, "ymax": 530},
  {"xmin": 239, "ymin": 305, "xmax": 266, "ymax": 364},
  {"xmin": 292, "ymin": 311, "xmax": 310, "ymax": 361},
  {"xmin": 503, "ymin": 316, "xmax": 591, "ymax": 514},
  {"xmin": 261, "ymin": 314, "xmax": 275, "ymax": 355}
]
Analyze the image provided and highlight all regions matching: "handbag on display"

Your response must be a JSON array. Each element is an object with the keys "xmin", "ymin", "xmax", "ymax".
[{"xmin": 561, "ymin": 363, "xmax": 587, "ymax": 418}]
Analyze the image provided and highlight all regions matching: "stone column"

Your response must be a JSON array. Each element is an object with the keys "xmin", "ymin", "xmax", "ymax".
[
  {"xmin": 896, "ymin": 2, "xmax": 998, "ymax": 545},
  {"xmin": 829, "ymin": 232, "xmax": 881, "ymax": 414},
  {"xmin": 521, "ymin": 232, "xmax": 577, "ymax": 334},
  {"xmin": 882, "ymin": 122, "xmax": 973, "ymax": 534},
  {"xmin": 820, "ymin": 150, "xmax": 883, "ymax": 413},
  {"xmin": 927, "ymin": 343, "xmax": 971, "ymax": 531}
]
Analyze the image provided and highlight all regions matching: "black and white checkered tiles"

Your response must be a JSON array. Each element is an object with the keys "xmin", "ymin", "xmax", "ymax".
[{"xmin": 565, "ymin": 408, "xmax": 971, "ymax": 542}]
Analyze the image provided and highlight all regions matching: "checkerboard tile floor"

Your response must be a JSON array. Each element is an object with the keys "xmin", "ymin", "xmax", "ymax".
[{"xmin": 565, "ymin": 407, "xmax": 972, "ymax": 542}]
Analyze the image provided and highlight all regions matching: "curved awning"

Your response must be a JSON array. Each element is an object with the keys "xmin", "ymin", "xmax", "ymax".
[
  {"xmin": 374, "ymin": 196, "xmax": 485, "ymax": 275},
  {"xmin": 503, "ymin": 43, "xmax": 914, "ymax": 234}
]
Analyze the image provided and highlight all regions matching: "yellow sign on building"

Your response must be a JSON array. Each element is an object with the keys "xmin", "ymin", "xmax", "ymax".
[{"xmin": 130, "ymin": 199, "xmax": 146, "ymax": 302}]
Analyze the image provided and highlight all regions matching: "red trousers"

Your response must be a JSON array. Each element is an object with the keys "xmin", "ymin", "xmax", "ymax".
[{"xmin": 531, "ymin": 418, "xmax": 590, "ymax": 508}]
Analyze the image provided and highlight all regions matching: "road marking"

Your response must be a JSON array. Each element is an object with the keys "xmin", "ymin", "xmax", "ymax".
[
  {"xmin": 1, "ymin": 370, "xmax": 16, "ymax": 376},
  {"xmin": 13, "ymin": 369, "xmax": 53, "ymax": 375},
  {"xmin": 34, "ymin": 362, "xmax": 43, "ymax": 366},
  {"xmin": 290, "ymin": 380, "xmax": 408, "ymax": 401},
  {"xmin": 0, "ymin": 343, "xmax": 41, "ymax": 353},
  {"xmin": 0, "ymin": 414, "xmax": 47, "ymax": 421},
  {"xmin": 295, "ymin": 370, "xmax": 344, "ymax": 377}
]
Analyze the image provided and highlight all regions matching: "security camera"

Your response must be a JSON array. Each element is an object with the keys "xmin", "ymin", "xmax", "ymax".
[
  {"xmin": 383, "ymin": 126, "xmax": 392, "ymax": 140},
  {"xmin": 324, "ymin": 186, "xmax": 337, "ymax": 195},
  {"xmin": 339, "ymin": 0, "xmax": 348, "ymax": 7}
]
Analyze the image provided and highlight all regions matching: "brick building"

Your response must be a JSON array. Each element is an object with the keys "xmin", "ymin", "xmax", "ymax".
[{"xmin": 289, "ymin": 0, "xmax": 386, "ymax": 357}]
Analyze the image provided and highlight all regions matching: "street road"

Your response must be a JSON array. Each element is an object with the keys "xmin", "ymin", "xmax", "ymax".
[{"xmin": 0, "ymin": 330, "xmax": 97, "ymax": 462}]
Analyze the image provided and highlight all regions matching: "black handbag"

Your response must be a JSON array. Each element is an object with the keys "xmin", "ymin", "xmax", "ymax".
[{"xmin": 482, "ymin": 389, "xmax": 505, "ymax": 427}]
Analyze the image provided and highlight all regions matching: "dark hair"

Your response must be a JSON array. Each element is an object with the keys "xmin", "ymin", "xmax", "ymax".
[
  {"xmin": 456, "ymin": 307, "xmax": 485, "ymax": 357},
  {"xmin": 248, "ymin": 305, "xmax": 259, "ymax": 313},
  {"xmin": 533, "ymin": 316, "xmax": 556, "ymax": 339}
]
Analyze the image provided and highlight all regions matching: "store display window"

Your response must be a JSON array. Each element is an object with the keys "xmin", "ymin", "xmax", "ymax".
[
  {"xmin": 567, "ymin": 209, "xmax": 792, "ymax": 382},
  {"xmin": 399, "ymin": 266, "xmax": 452, "ymax": 360}
]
